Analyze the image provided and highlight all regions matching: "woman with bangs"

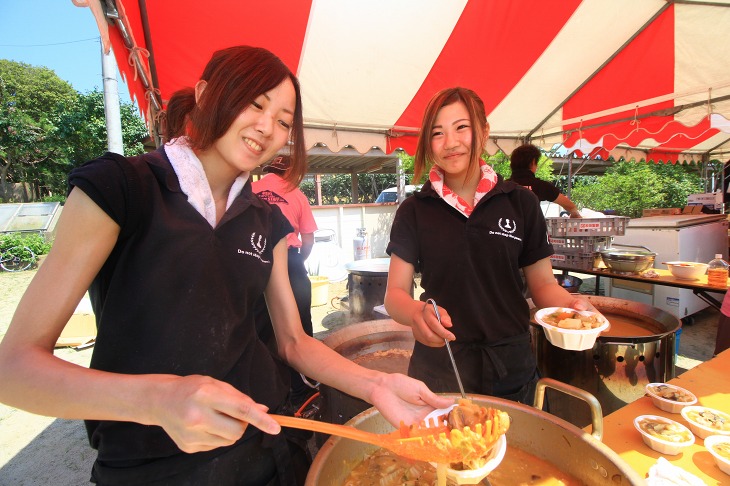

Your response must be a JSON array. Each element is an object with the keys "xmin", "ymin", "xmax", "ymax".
[
  {"xmin": 0, "ymin": 46, "xmax": 450, "ymax": 486},
  {"xmin": 384, "ymin": 87, "xmax": 595, "ymax": 404}
]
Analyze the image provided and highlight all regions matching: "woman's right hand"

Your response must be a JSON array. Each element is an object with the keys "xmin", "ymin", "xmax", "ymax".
[
  {"xmin": 151, "ymin": 375, "xmax": 281, "ymax": 453},
  {"xmin": 410, "ymin": 301, "xmax": 455, "ymax": 347}
]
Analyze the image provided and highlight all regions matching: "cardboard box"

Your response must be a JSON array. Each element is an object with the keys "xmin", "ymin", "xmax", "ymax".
[
  {"xmin": 55, "ymin": 313, "xmax": 96, "ymax": 348},
  {"xmin": 682, "ymin": 205, "xmax": 704, "ymax": 214},
  {"xmin": 642, "ymin": 208, "xmax": 681, "ymax": 217}
]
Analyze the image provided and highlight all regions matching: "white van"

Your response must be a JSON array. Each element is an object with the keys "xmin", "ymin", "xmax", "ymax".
[{"xmin": 375, "ymin": 185, "xmax": 421, "ymax": 203}]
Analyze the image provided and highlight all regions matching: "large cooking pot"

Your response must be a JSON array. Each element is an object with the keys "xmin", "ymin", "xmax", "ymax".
[
  {"xmin": 344, "ymin": 258, "xmax": 400, "ymax": 322},
  {"xmin": 531, "ymin": 295, "xmax": 680, "ymax": 428},
  {"xmin": 307, "ymin": 381, "xmax": 645, "ymax": 485},
  {"xmin": 318, "ymin": 319, "xmax": 414, "ymax": 427}
]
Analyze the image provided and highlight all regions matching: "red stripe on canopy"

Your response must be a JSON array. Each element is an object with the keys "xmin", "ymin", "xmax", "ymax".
[
  {"xmin": 391, "ymin": 0, "xmax": 582, "ymax": 154},
  {"xmin": 563, "ymin": 6, "xmax": 675, "ymax": 154}
]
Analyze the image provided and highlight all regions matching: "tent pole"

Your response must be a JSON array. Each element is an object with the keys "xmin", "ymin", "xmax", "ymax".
[{"xmin": 101, "ymin": 44, "xmax": 124, "ymax": 155}]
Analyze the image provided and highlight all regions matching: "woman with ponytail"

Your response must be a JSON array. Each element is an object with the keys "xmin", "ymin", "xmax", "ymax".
[{"xmin": 0, "ymin": 46, "xmax": 450, "ymax": 486}]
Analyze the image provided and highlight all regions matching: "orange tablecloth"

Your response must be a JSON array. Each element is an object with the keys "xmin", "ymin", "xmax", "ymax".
[{"xmin": 599, "ymin": 348, "xmax": 730, "ymax": 484}]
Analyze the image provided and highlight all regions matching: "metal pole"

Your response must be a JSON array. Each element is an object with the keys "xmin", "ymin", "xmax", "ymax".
[{"xmin": 101, "ymin": 44, "xmax": 124, "ymax": 155}]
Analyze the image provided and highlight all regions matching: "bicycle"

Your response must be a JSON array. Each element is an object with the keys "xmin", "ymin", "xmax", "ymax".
[{"xmin": 0, "ymin": 245, "xmax": 36, "ymax": 272}]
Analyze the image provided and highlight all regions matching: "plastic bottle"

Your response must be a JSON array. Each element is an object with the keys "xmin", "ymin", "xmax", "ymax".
[{"xmin": 707, "ymin": 254, "xmax": 729, "ymax": 287}]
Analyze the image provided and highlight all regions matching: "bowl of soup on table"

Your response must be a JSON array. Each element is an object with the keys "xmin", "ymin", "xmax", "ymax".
[
  {"xmin": 704, "ymin": 435, "xmax": 730, "ymax": 476},
  {"xmin": 681, "ymin": 406, "xmax": 730, "ymax": 439},
  {"xmin": 664, "ymin": 261, "xmax": 709, "ymax": 280},
  {"xmin": 645, "ymin": 383, "xmax": 697, "ymax": 413},
  {"xmin": 634, "ymin": 415, "xmax": 694, "ymax": 455}
]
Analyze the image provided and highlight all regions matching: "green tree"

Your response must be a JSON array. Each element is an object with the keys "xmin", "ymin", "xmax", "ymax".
[
  {"xmin": 0, "ymin": 60, "xmax": 77, "ymax": 201},
  {"xmin": 1, "ymin": 59, "xmax": 149, "ymax": 201},
  {"xmin": 52, "ymin": 89, "xmax": 148, "ymax": 195},
  {"xmin": 571, "ymin": 161, "xmax": 704, "ymax": 217}
]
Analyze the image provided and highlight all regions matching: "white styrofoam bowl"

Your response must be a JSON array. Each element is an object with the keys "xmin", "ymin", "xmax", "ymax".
[
  {"xmin": 681, "ymin": 406, "xmax": 730, "ymax": 439},
  {"xmin": 704, "ymin": 435, "xmax": 730, "ymax": 476},
  {"xmin": 424, "ymin": 405, "xmax": 507, "ymax": 484},
  {"xmin": 534, "ymin": 307, "xmax": 609, "ymax": 351},
  {"xmin": 645, "ymin": 383, "xmax": 697, "ymax": 414},
  {"xmin": 634, "ymin": 415, "xmax": 695, "ymax": 455},
  {"xmin": 664, "ymin": 261, "xmax": 709, "ymax": 280}
]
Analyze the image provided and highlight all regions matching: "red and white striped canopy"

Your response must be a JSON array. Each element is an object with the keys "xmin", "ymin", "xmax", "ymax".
[{"xmin": 86, "ymin": 0, "xmax": 730, "ymax": 164}]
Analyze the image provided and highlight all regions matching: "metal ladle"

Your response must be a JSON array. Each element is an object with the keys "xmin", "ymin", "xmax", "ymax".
[{"xmin": 426, "ymin": 298, "xmax": 466, "ymax": 399}]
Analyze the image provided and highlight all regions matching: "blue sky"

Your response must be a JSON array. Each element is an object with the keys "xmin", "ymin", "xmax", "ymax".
[{"xmin": 0, "ymin": 0, "xmax": 133, "ymax": 105}]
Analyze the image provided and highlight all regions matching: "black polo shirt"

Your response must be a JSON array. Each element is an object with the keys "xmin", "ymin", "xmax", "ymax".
[
  {"xmin": 508, "ymin": 169, "xmax": 561, "ymax": 203},
  {"xmin": 68, "ymin": 148, "xmax": 292, "ymax": 481},
  {"xmin": 387, "ymin": 178, "xmax": 554, "ymax": 396}
]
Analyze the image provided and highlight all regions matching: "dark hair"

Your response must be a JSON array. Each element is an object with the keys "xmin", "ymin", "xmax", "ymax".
[
  {"xmin": 413, "ymin": 87, "xmax": 489, "ymax": 183},
  {"xmin": 164, "ymin": 46, "xmax": 307, "ymax": 186},
  {"xmin": 510, "ymin": 143, "xmax": 541, "ymax": 172}
]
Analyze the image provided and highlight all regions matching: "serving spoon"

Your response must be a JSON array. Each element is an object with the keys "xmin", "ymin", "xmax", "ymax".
[
  {"xmin": 427, "ymin": 298, "xmax": 467, "ymax": 398},
  {"xmin": 271, "ymin": 403, "xmax": 508, "ymax": 482}
]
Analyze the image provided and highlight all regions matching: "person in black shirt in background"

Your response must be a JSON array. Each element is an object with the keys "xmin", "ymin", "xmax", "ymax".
[{"xmin": 508, "ymin": 143, "xmax": 582, "ymax": 218}]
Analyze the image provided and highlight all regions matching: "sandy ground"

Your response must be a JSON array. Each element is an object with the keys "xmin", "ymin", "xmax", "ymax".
[{"xmin": 0, "ymin": 269, "xmax": 720, "ymax": 485}]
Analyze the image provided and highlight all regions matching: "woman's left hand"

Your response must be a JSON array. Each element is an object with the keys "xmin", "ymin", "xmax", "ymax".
[{"xmin": 368, "ymin": 373, "xmax": 454, "ymax": 427}]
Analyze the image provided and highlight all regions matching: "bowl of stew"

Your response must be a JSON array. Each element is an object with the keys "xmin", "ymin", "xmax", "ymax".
[
  {"xmin": 645, "ymin": 383, "xmax": 697, "ymax": 414},
  {"xmin": 704, "ymin": 435, "xmax": 730, "ymax": 476},
  {"xmin": 534, "ymin": 307, "xmax": 608, "ymax": 351},
  {"xmin": 681, "ymin": 406, "xmax": 730, "ymax": 439},
  {"xmin": 634, "ymin": 415, "xmax": 694, "ymax": 455}
]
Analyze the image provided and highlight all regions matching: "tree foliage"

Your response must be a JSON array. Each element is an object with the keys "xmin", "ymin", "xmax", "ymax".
[
  {"xmin": 0, "ymin": 60, "xmax": 148, "ymax": 201},
  {"xmin": 0, "ymin": 60, "xmax": 77, "ymax": 201},
  {"xmin": 571, "ymin": 161, "xmax": 704, "ymax": 217}
]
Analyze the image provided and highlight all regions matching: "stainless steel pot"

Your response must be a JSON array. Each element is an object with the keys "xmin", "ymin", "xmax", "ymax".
[
  {"xmin": 306, "ymin": 382, "xmax": 645, "ymax": 485},
  {"xmin": 599, "ymin": 245, "xmax": 656, "ymax": 273},
  {"xmin": 531, "ymin": 295, "xmax": 680, "ymax": 428},
  {"xmin": 317, "ymin": 319, "xmax": 414, "ymax": 427}
]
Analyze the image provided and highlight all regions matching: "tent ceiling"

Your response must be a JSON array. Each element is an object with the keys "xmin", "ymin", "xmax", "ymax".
[{"xmin": 87, "ymin": 0, "xmax": 730, "ymax": 167}]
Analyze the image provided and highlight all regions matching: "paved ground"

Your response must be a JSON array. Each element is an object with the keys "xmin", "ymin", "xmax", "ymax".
[{"xmin": 0, "ymin": 270, "xmax": 721, "ymax": 485}]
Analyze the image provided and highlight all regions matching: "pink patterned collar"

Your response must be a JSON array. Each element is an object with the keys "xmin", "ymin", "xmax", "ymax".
[{"xmin": 428, "ymin": 159, "xmax": 498, "ymax": 216}]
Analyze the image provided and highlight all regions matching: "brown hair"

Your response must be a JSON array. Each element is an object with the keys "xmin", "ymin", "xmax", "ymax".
[
  {"xmin": 164, "ymin": 46, "xmax": 307, "ymax": 186},
  {"xmin": 413, "ymin": 87, "xmax": 489, "ymax": 183},
  {"xmin": 510, "ymin": 143, "xmax": 541, "ymax": 172}
]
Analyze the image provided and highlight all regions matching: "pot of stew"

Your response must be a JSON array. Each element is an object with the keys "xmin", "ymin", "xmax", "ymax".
[
  {"xmin": 306, "ymin": 382, "xmax": 644, "ymax": 485},
  {"xmin": 531, "ymin": 295, "xmax": 680, "ymax": 428}
]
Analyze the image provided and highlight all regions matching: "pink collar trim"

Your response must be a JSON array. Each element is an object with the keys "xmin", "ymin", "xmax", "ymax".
[{"xmin": 428, "ymin": 160, "xmax": 498, "ymax": 216}]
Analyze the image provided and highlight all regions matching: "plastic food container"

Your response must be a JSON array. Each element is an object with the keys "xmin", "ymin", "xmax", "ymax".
[
  {"xmin": 664, "ymin": 261, "xmax": 709, "ymax": 280},
  {"xmin": 704, "ymin": 435, "xmax": 730, "ymax": 476},
  {"xmin": 634, "ymin": 415, "xmax": 695, "ymax": 455},
  {"xmin": 534, "ymin": 307, "xmax": 609, "ymax": 351},
  {"xmin": 681, "ymin": 406, "xmax": 730, "ymax": 439},
  {"xmin": 645, "ymin": 383, "xmax": 697, "ymax": 414}
]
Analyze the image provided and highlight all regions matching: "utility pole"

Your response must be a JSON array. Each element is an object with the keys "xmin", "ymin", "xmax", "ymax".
[{"xmin": 101, "ymin": 44, "xmax": 124, "ymax": 155}]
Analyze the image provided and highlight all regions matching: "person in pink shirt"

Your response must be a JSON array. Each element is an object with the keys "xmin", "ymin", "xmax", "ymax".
[{"xmin": 252, "ymin": 155, "xmax": 319, "ymax": 409}]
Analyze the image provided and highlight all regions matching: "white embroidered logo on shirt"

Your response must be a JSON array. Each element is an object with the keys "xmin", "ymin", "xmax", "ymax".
[
  {"xmin": 489, "ymin": 218, "xmax": 523, "ymax": 242},
  {"xmin": 251, "ymin": 233, "xmax": 267, "ymax": 254},
  {"xmin": 498, "ymin": 218, "xmax": 516, "ymax": 234},
  {"xmin": 237, "ymin": 232, "xmax": 270, "ymax": 263}
]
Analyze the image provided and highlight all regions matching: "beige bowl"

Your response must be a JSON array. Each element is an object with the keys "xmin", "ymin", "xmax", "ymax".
[
  {"xmin": 645, "ymin": 383, "xmax": 697, "ymax": 414},
  {"xmin": 665, "ymin": 262, "xmax": 709, "ymax": 280},
  {"xmin": 681, "ymin": 406, "xmax": 730, "ymax": 439},
  {"xmin": 704, "ymin": 435, "xmax": 730, "ymax": 476},
  {"xmin": 534, "ymin": 307, "xmax": 609, "ymax": 351},
  {"xmin": 634, "ymin": 415, "xmax": 694, "ymax": 455}
]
